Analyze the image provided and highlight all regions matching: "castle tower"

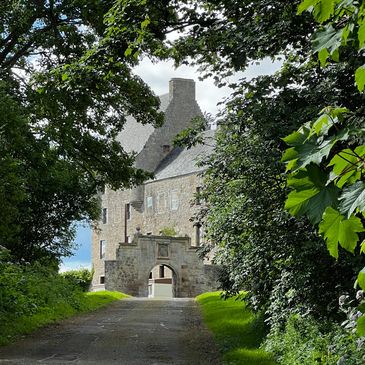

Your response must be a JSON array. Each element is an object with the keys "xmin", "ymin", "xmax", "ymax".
[{"xmin": 91, "ymin": 78, "xmax": 215, "ymax": 293}]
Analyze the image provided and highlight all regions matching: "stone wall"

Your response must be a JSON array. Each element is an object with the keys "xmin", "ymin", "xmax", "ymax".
[
  {"xmin": 91, "ymin": 78, "xmax": 209, "ymax": 291},
  {"xmin": 143, "ymin": 173, "xmax": 202, "ymax": 239},
  {"xmin": 91, "ymin": 172, "xmax": 203, "ymax": 288},
  {"xmin": 104, "ymin": 235, "xmax": 220, "ymax": 297}
]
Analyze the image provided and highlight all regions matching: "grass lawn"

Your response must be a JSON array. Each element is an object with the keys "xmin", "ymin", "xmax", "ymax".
[
  {"xmin": 197, "ymin": 291, "xmax": 276, "ymax": 365},
  {"xmin": 0, "ymin": 291, "xmax": 129, "ymax": 345}
]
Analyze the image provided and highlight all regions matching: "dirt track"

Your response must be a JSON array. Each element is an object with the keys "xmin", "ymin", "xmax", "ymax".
[{"xmin": 0, "ymin": 298, "xmax": 220, "ymax": 365}]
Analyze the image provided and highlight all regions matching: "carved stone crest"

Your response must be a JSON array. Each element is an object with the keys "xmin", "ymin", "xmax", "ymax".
[{"xmin": 158, "ymin": 243, "xmax": 169, "ymax": 258}]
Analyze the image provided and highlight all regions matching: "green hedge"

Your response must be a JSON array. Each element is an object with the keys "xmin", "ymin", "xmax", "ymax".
[{"xmin": 0, "ymin": 253, "xmax": 128, "ymax": 345}]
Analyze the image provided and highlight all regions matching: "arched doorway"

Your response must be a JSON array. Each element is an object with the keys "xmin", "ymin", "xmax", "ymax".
[{"xmin": 147, "ymin": 264, "xmax": 177, "ymax": 298}]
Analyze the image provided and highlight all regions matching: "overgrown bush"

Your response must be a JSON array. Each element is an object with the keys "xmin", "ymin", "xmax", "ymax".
[
  {"xmin": 61, "ymin": 268, "xmax": 93, "ymax": 292},
  {"xmin": 264, "ymin": 314, "xmax": 365, "ymax": 365},
  {"xmin": 0, "ymin": 250, "xmax": 84, "ymax": 320}
]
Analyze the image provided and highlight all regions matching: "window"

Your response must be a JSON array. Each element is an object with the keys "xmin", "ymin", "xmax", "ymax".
[
  {"xmin": 170, "ymin": 190, "xmax": 179, "ymax": 211},
  {"xmin": 146, "ymin": 196, "xmax": 153, "ymax": 209},
  {"xmin": 157, "ymin": 192, "xmax": 168, "ymax": 213},
  {"xmin": 100, "ymin": 276, "xmax": 105, "ymax": 284},
  {"xmin": 100, "ymin": 240, "xmax": 106, "ymax": 259},
  {"xmin": 102, "ymin": 208, "xmax": 107, "ymax": 224},
  {"xmin": 125, "ymin": 203, "xmax": 131, "ymax": 220},
  {"xmin": 149, "ymin": 272, "xmax": 153, "ymax": 279},
  {"xmin": 159, "ymin": 265, "xmax": 165, "ymax": 278}
]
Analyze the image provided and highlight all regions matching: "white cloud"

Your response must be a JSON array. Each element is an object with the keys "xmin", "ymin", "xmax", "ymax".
[
  {"xmin": 59, "ymin": 260, "xmax": 91, "ymax": 273},
  {"xmin": 133, "ymin": 57, "xmax": 282, "ymax": 116}
]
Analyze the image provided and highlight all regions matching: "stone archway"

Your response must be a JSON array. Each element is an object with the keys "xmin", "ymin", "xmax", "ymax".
[
  {"xmin": 104, "ymin": 235, "xmax": 219, "ymax": 297},
  {"xmin": 147, "ymin": 263, "xmax": 177, "ymax": 298}
]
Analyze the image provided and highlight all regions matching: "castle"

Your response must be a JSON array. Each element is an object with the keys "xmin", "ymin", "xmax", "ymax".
[{"xmin": 91, "ymin": 78, "xmax": 218, "ymax": 297}]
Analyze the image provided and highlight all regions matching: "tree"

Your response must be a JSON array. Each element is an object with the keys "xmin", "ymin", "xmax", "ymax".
[
  {"xmin": 280, "ymin": 0, "xmax": 365, "ymax": 335},
  {"xmin": 193, "ymin": 61, "xmax": 364, "ymax": 326},
  {"xmin": 0, "ymin": 0, "xmax": 164, "ymax": 262},
  {"xmin": 111, "ymin": 0, "xmax": 365, "ymax": 326}
]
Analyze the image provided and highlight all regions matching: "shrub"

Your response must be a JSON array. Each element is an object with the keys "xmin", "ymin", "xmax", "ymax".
[
  {"xmin": 264, "ymin": 314, "xmax": 365, "ymax": 365},
  {"xmin": 61, "ymin": 268, "xmax": 93, "ymax": 292},
  {"xmin": 159, "ymin": 227, "xmax": 177, "ymax": 236},
  {"xmin": 0, "ymin": 255, "xmax": 84, "ymax": 320}
]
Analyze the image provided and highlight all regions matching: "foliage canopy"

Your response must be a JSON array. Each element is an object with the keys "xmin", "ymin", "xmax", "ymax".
[{"xmin": 0, "ymin": 0, "xmax": 164, "ymax": 262}]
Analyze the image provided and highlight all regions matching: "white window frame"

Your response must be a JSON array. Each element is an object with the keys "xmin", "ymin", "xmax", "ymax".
[
  {"xmin": 170, "ymin": 190, "xmax": 179, "ymax": 211},
  {"xmin": 100, "ymin": 240, "xmax": 106, "ymax": 259},
  {"xmin": 146, "ymin": 196, "xmax": 153, "ymax": 209}
]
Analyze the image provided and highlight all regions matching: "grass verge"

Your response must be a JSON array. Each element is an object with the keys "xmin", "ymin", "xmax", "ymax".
[
  {"xmin": 196, "ymin": 291, "xmax": 276, "ymax": 365},
  {"xmin": 0, "ymin": 291, "xmax": 129, "ymax": 346}
]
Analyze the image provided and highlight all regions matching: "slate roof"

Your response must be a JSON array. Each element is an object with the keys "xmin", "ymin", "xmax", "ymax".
[
  {"xmin": 117, "ymin": 93, "xmax": 169, "ymax": 154},
  {"xmin": 153, "ymin": 129, "xmax": 215, "ymax": 181}
]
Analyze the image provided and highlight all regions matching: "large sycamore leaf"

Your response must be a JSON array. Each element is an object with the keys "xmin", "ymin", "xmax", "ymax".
[
  {"xmin": 313, "ymin": 25, "xmax": 343, "ymax": 54},
  {"xmin": 328, "ymin": 146, "xmax": 365, "ymax": 188},
  {"xmin": 339, "ymin": 181, "xmax": 365, "ymax": 217},
  {"xmin": 319, "ymin": 207, "xmax": 364, "ymax": 259},
  {"xmin": 282, "ymin": 128, "xmax": 349, "ymax": 172},
  {"xmin": 297, "ymin": 0, "xmax": 319, "ymax": 15},
  {"xmin": 285, "ymin": 165, "xmax": 340, "ymax": 224},
  {"xmin": 313, "ymin": 0, "xmax": 335, "ymax": 23}
]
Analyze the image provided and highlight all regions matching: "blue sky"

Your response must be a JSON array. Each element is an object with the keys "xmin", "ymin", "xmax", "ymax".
[
  {"xmin": 60, "ymin": 223, "xmax": 91, "ymax": 272},
  {"xmin": 60, "ymin": 58, "xmax": 282, "ymax": 272}
]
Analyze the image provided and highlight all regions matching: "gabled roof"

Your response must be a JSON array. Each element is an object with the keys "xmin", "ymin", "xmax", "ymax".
[
  {"xmin": 153, "ymin": 130, "xmax": 215, "ymax": 181},
  {"xmin": 117, "ymin": 93, "xmax": 169, "ymax": 154}
]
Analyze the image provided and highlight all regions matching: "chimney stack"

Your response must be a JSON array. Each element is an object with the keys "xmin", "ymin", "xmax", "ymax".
[{"xmin": 169, "ymin": 78, "xmax": 195, "ymax": 102}]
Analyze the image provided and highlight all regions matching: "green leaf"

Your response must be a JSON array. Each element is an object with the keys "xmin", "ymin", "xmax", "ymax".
[
  {"xmin": 281, "ymin": 147, "xmax": 299, "ymax": 171},
  {"xmin": 331, "ymin": 47, "xmax": 339, "ymax": 62},
  {"xmin": 358, "ymin": 267, "xmax": 365, "ymax": 290},
  {"xmin": 284, "ymin": 126, "xmax": 349, "ymax": 172},
  {"xmin": 141, "ymin": 16, "xmax": 150, "ymax": 29},
  {"xmin": 358, "ymin": 18, "xmax": 365, "ymax": 49},
  {"xmin": 295, "ymin": 137, "xmax": 337, "ymax": 169},
  {"xmin": 313, "ymin": 25, "xmax": 343, "ymax": 54},
  {"xmin": 342, "ymin": 23, "xmax": 354, "ymax": 45},
  {"xmin": 318, "ymin": 48, "xmax": 329, "ymax": 66},
  {"xmin": 319, "ymin": 207, "xmax": 364, "ymax": 259},
  {"xmin": 312, "ymin": 114, "xmax": 332, "ymax": 136},
  {"xmin": 328, "ymin": 146, "xmax": 365, "ymax": 187},
  {"xmin": 124, "ymin": 47, "xmax": 133, "ymax": 57},
  {"xmin": 314, "ymin": 0, "xmax": 335, "ymax": 22},
  {"xmin": 297, "ymin": 0, "xmax": 319, "ymax": 14},
  {"xmin": 339, "ymin": 181, "xmax": 365, "ymax": 217},
  {"xmin": 286, "ymin": 165, "xmax": 340, "ymax": 224},
  {"xmin": 281, "ymin": 147, "xmax": 298, "ymax": 162},
  {"xmin": 282, "ymin": 129, "xmax": 309, "ymax": 146},
  {"xmin": 357, "ymin": 314, "xmax": 365, "ymax": 336},
  {"xmin": 355, "ymin": 65, "xmax": 365, "ymax": 92},
  {"xmin": 361, "ymin": 240, "xmax": 365, "ymax": 254}
]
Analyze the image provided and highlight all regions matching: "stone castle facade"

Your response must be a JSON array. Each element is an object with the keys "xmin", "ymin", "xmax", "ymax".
[{"xmin": 91, "ymin": 78, "xmax": 218, "ymax": 296}]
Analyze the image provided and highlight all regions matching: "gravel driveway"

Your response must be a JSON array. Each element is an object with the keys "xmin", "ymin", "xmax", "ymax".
[{"xmin": 0, "ymin": 298, "xmax": 221, "ymax": 365}]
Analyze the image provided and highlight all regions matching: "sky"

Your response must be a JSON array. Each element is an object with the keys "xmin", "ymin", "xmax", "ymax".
[{"xmin": 60, "ymin": 57, "xmax": 282, "ymax": 272}]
